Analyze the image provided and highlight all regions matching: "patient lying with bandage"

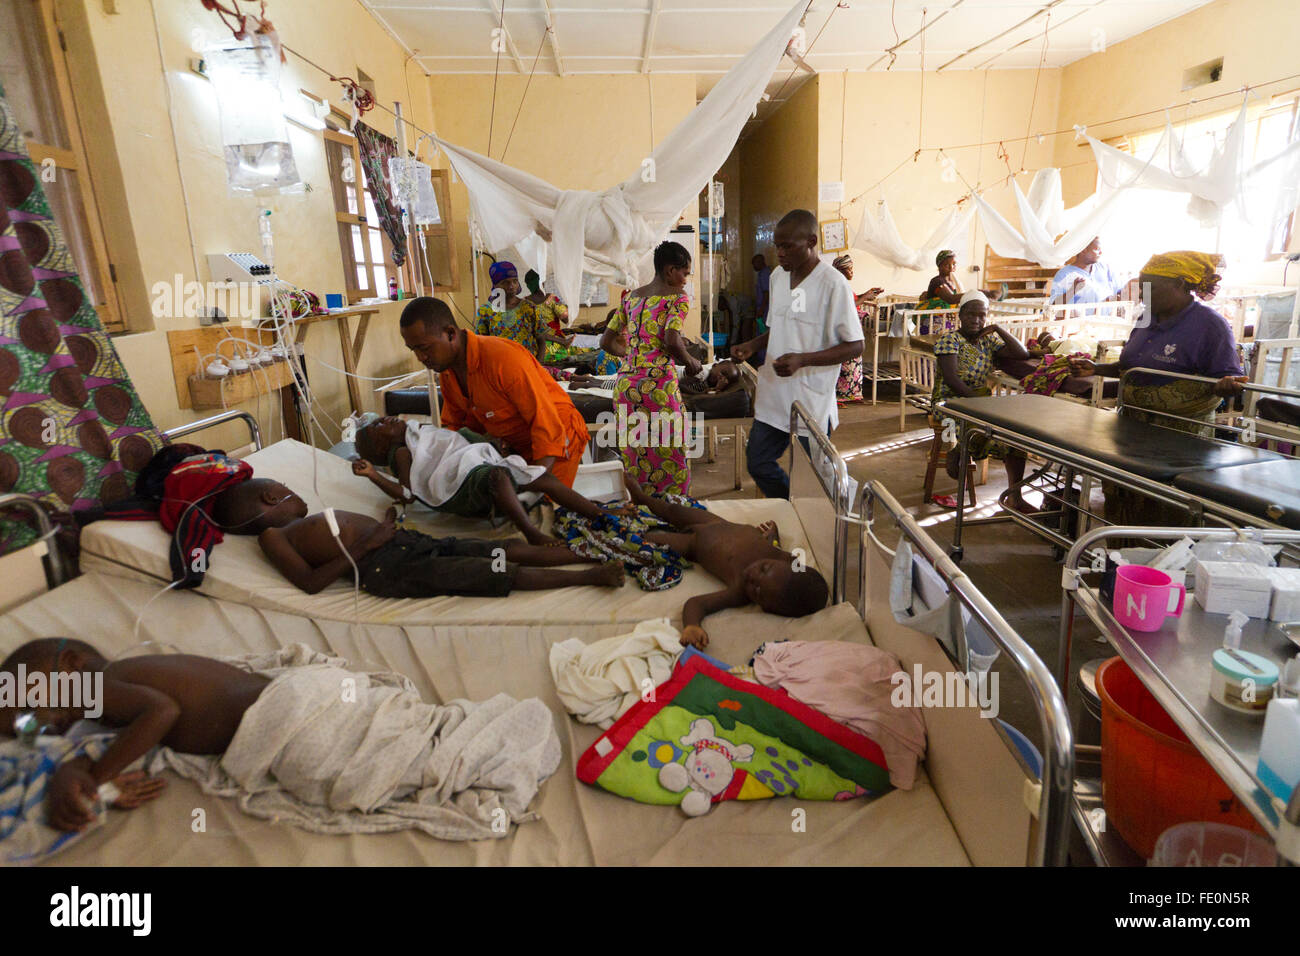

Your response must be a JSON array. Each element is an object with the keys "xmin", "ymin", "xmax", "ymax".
[
  {"xmin": 351, "ymin": 416, "xmax": 619, "ymax": 547},
  {"xmin": 622, "ymin": 475, "xmax": 828, "ymax": 649},
  {"xmin": 2, "ymin": 639, "xmax": 560, "ymax": 839}
]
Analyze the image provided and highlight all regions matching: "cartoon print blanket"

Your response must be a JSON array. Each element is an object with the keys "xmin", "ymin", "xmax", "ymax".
[{"xmin": 576, "ymin": 655, "xmax": 892, "ymax": 815}]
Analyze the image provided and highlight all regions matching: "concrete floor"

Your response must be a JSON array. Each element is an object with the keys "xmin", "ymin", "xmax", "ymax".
[{"xmin": 689, "ymin": 386, "xmax": 1109, "ymax": 862}]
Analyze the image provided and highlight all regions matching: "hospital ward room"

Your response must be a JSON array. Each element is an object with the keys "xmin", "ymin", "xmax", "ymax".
[{"xmin": 3, "ymin": 0, "xmax": 1300, "ymax": 913}]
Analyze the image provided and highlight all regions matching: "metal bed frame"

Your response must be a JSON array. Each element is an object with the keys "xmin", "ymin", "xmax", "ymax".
[
  {"xmin": 942, "ymin": 370, "xmax": 1300, "ymax": 561},
  {"xmin": 787, "ymin": 401, "xmax": 1075, "ymax": 865}
]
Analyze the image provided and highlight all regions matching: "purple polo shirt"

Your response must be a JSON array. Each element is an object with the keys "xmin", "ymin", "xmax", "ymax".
[{"xmin": 1119, "ymin": 300, "xmax": 1242, "ymax": 388}]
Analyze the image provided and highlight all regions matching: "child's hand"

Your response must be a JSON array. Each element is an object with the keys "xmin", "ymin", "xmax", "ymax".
[
  {"xmin": 351, "ymin": 458, "xmax": 377, "ymax": 479},
  {"xmin": 47, "ymin": 761, "xmax": 100, "ymax": 832},
  {"xmin": 680, "ymin": 625, "xmax": 709, "ymax": 650},
  {"xmin": 108, "ymin": 770, "xmax": 167, "ymax": 810}
]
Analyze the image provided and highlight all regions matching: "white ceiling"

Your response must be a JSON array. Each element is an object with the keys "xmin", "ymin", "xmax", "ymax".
[{"xmin": 362, "ymin": 0, "xmax": 1216, "ymax": 127}]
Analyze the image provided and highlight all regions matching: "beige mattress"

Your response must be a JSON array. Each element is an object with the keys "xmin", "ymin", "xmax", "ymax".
[
  {"xmin": 2, "ymin": 574, "xmax": 970, "ymax": 866},
  {"xmin": 79, "ymin": 439, "xmax": 814, "ymax": 626}
]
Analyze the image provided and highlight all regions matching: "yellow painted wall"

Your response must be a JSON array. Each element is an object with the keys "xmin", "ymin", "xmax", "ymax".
[
  {"xmin": 738, "ymin": 76, "xmax": 820, "ymax": 281},
  {"xmin": 426, "ymin": 73, "xmax": 700, "ymax": 332},
  {"xmin": 818, "ymin": 67, "xmax": 1062, "ymax": 297},
  {"xmin": 1053, "ymin": 0, "xmax": 1300, "ymax": 284},
  {"xmin": 63, "ymin": 0, "xmax": 436, "ymax": 449}
]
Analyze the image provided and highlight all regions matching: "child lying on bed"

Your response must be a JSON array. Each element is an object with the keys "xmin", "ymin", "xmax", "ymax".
[
  {"xmin": 3, "ymin": 639, "xmax": 561, "ymax": 838},
  {"xmin": 680, "ymin": 359, "xmax": 742, "ymax": 396},
  {"xmin": 622, "ymin": 475, "xmax": 828, "ymax": 649},
  {"xmin": 1, "ymin": 637, "xmax": 261, "ymax": 831},
  {"xmin": 351, "ymin": 416, "xmax": 622, "ymax": 547},
  {"xmin": 255, "ymin": 499, "xmax": 625, "ymax": 598}
]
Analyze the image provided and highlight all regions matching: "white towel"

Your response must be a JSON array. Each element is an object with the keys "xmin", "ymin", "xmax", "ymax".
[
  {"xmin": 549, "ymin": 619, "xmax": 683, "ymax": 729},
  {"xmin": 406, "ymin": 422, "xmax": 547, "ymax": 506}
]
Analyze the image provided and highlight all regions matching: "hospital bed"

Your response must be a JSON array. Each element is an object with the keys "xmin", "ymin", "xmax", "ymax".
[
  {"xmin": 0, "ymin": 403, "xmax": 1074, "ymax": 866},
  {"xmin": 939, "ymin": 387, "xmax": 1300, "ymax": 561},
  {"xmin": 77, "ymin": 411, "xmax": 806, "ymax": 628}
]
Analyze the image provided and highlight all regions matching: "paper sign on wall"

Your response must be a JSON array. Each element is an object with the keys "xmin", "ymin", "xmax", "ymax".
[{"xmin": 819, "ymin": 181, "xmax": 845, "ymax": 203}]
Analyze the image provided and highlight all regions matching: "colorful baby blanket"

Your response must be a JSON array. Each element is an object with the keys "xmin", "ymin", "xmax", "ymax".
[
  {"xmin": 577, "ymin": 654, "xmax": 891, "ymax": 815},
  {"xmin": 554, "ymin": 493, "xmax": 706, "ymax": 591}
]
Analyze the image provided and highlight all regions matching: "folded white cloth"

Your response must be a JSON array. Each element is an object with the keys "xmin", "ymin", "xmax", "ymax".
[
  {"xmin": 151, "ymin": 645, "xmax": 562, "ymax": 840},
  {"xmin": 549, "ymin": 619, "xmax": 683, "ymax": 728}
]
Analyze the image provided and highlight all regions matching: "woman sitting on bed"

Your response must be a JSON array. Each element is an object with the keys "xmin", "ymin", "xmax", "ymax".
[{"xmin": 932, "ymin": 291, "xmax": 1036, "ymax": 514}]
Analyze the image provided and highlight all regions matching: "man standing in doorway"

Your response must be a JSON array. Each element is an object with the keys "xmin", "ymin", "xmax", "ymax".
[{"xmin": 731, "ymin": 210, "xmax": 863, "ymax": 499}]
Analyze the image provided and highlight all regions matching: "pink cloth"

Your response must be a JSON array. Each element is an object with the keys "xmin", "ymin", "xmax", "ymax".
[{"xmin": 752, "ymin": 641, "xmax": 927, "ymax": 790}]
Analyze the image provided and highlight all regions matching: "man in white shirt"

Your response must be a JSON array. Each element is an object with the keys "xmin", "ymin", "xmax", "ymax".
[
  {"xmin": 1050, "ymin": 237, "xmax": 1127, "ymax": 304},
  {"xmin": 731, "ymin": 210, "xmax": 863, "ymax": 499}
]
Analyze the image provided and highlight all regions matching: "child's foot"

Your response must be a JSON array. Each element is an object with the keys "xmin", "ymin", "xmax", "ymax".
[{"xmin": 590, "ymin": 562, "xmax": 627, "ymax": 588}]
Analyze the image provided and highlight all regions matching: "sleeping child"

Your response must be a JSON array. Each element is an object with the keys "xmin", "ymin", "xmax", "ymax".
[
  {"xmin": 680, "ymin": 359, "xmax": 742, "ymax": 396},
  {"xmin": 2, "ymin": 638, "xmax": 560, "ymax": 839},
  {"xmin": 256, "ymin": 501, "xmax": 625, "ymax": 598},
  {"xmin": 622, "ymin": 475, "xmax": 828, "ymax": 649},
  {"xmin": 351, "ymin": 416, "xmax": 621, "ymax": 547}
]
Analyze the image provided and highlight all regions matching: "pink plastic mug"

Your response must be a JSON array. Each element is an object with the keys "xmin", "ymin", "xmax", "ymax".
[{"xmin": 1113, "ymin": 565, "xmax": 1186, "ymax": 632}]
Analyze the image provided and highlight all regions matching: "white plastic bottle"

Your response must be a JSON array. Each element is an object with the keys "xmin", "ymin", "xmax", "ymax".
[{"xmin": 1257, "ymin": 697, "xmax": 1300, "ymax": 802}]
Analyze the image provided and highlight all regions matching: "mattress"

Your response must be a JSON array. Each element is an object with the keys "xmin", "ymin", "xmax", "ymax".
[
  {"xmin": 79, "ymin": 439, "xmax": 817, "ymax": 626},
  {"xmin": 944, "ymin": 394, "xmax": 1280, "ymax": 481},
  {"xmin": 1171, "ymin": 458, "xmax": 1300, "ymax": 529},
  {"xmin": 1, "ymin": 573, "xmax": 970, "ymax": 867}
]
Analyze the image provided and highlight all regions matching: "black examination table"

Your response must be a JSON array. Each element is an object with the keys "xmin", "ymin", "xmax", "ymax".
[{"xmin": 938, "ymin": 394, "xmax": 1290, "ymax": 556}]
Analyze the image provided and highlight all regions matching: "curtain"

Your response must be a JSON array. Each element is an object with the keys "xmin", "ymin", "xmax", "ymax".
[
  {"xmin": 354, "ymin": 121, "xmax": 408, "ymax": 266},
  {"xmin": 0, "ymin": 81, "xmax": 164, "ymax": 554}
]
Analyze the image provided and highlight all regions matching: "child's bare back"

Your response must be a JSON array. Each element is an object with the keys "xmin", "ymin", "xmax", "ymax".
[{"xmin": 623, "ymin": 476, "xmax": 828, "ymax": 649}]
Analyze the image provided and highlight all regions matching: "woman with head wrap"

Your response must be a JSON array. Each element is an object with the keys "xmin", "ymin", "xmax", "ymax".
[
  {"xmin": 830, "ymin": 254, "xmax": 884, "ymax": 403},
  {"xmin": 1068, "ymin": 251, "xmax": 1244, "ymax": 435},
  {"xmin": 919, "ymin": 249, "xmax": 963, "ymax": 310},
  {"xmin": 1068, "ymin": 251, "xmax": 1246, "ymax": 524},
  {"xmin": 931, "ymin": 290, "xmax": 1037, "ymax": 513},
  {"xmin": 474, "ymin": 261, "xmax": 549, "ymax": 358}
]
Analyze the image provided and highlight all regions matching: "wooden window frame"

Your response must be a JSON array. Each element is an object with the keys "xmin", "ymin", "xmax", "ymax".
[
  {"xmin": 323, "ymin": 125, "xmax": 396, "ymax": 303},
  {"xmin": 18, "ymin": 0, "xmax": 125, "ymax": 331},
  {"xmin": 411, "ymin": 167, "xmax": 460, "ymax": 294}
]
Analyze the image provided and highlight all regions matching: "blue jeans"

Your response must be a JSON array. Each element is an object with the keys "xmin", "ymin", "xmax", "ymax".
[{"xmin": 746, "ymin": 419, "xmax": 815, "ymax": 500}]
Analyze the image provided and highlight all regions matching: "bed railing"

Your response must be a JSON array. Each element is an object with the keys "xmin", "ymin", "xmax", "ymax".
[
  {"xmin": 853, "ymin": 480, "xmax": 1075, "ymax": 866},
  {"xmin": 788, "ymin": 401, "xmax": 853, "ymax": 605},
  {"xmin": 1117, "ymin": 366, "xmax": 1300, "ymax": 458},
  {"xmin": 0, "ymin": 492, "xmax": 68, "ymax": 591},
  {"xmin": 162, "ymin": 409, "xmax": 264, "ymax": 454}
]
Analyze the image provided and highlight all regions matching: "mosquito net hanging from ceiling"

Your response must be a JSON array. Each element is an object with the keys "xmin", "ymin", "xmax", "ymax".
[
  {"xmin": 430, "ymin": 0, "xmax": 808, "ymax": 312},
  {"xmin": 849, "ymin": 200, "xmax": 975, "ymax": 272}
]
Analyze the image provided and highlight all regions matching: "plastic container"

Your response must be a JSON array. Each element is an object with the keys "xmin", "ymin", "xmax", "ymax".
[
  {"xmin": 1149, "ymin": 822, "xmax": 1277, "ymax": 867},
  {"xmin": 1209, "ymin": 648, "xmax": 1278, "ymax": 716},
  {"xmin": 1097, "ymin": 657, "xmax": 1264, "ymax": 858},
  {"xmin": 1257, "ymin": 697, "xmax": 1300, "ymax": 802}
]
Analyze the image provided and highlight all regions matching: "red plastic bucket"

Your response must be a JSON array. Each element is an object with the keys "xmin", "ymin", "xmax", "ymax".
[{"xmin": 1097, "ymin": 657, "xmax": 1263, "ymax": 859}]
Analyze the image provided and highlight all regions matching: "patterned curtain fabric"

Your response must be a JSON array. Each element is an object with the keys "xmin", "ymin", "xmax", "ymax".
[
  {"xmin": 354, "ymin": 121, "xmax": 407, "ymax": 266},
  {"xmin": 0, "ymin": 81, "xmax": 163, "ymax": 554}
]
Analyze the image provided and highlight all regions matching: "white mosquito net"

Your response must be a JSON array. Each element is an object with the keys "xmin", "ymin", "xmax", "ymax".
[
  {"xmin": 432, "ymin": 0, "xmax": 808, "ymax": 313},
  {"xmin": 850, "ymin": 199, "xmax": 975, "ymax": 272}
]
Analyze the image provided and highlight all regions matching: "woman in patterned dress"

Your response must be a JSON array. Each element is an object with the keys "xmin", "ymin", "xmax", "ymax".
[
  {"xmin": 474, "ymin": 261, "xmax": 555, "ymax": 357},
  {"xmin": 600, "ymin": 241, "xmax": 703, "ymax": 495},
  {"xmin": 524, "ymin": 270, "xmax": 621, "ymax": 376},
  {"xmin": 932, "ymin": 290, "xmax": 1035, "ymax": 513},
  {"xmin": 830, "ymin": 254, "xmax": 883, "ymax": 404}
]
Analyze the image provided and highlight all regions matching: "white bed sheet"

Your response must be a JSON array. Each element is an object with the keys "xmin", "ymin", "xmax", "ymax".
[
  {"xmin": 78, "ymin": 439, "xmax": 814, "ymax": 626},
  {"xmin": 1, "ymin": 574, "xmax": 970, "ymax": 867}
]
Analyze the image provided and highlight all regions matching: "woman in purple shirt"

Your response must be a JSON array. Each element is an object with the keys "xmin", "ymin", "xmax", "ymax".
[{"xmin": 1068, "ymin": 251, "xmax": 1245, "ymax": 437}]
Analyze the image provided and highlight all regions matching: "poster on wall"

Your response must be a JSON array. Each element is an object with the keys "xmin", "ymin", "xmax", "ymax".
[{"xmin": 819, "ymin": 218, "xmax": 849, "ymax": 253}]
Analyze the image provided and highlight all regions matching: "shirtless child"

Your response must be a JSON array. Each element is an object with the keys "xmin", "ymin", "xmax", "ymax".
[
  {"xmin": 257, "ymin": 501, "xmax": 624, "ymax": 599},
  {"xmin": 1, "ymin": 638, "xmax": 267, "ymax": 832},
  {"xmin": 623, "ymin": 476, "xmax": 828, "ymax": 649},
  {"xmin": 351, "ymin": 416, "xmax": 623, "ymax": 547}
]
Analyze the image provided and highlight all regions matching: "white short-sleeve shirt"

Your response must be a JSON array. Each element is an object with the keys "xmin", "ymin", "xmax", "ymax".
[{"xmin": 754, "ymin": 260, "xmax": 864, "ymax": 435}]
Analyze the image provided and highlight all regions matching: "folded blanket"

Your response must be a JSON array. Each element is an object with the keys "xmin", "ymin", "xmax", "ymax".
[
  {"xmin": 0, "ymin": 734, "xmax": 117, "ymax": 865},
  {"xmin": 752, "ymin": 640, "xmax": 927, "ymax": 790},
  {"xmin": 550, "ymin": 618, "xmax": 683, "ymax": 728},
  {"xmin": 149, "ymin": 645, "xmax": 562, "ymax": 840}
]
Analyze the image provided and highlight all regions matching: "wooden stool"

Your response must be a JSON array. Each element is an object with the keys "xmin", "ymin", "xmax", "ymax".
[{"xmin": 922, "ymin": 414, "xmax": 985, "ymax": 504}]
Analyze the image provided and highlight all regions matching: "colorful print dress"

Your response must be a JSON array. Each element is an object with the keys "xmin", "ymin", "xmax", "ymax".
[
  {"xmin": 607, "ymin": 291, "xmax": 691, "ymax": 494},
  {"xmin": 835, "ymin": 300, "xmax": 869, "ymax": 403},
  {"xmin": 475, "ymin": 299, "xmax": 543, "ymax": 355}
]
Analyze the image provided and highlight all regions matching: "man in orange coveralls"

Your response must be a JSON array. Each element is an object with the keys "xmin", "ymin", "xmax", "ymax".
[{"xmin": 399, "ymin": 296, "xmax": 589, "ymax": 486}]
